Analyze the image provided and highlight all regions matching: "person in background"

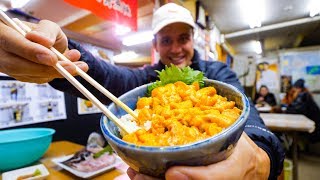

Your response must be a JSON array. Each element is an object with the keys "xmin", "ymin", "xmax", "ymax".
[
  {"xmin": 281, "ymin": 87, "xmax": 295, "ymax": 106},
  {"xmin": 286, "ymin": 79, "xmax": 320, "ymax": 143},
  {"xmin": 254, "ymin": 85, "xmax": 277, "ymax": 107},
  {"xmin": 0, "ymin": 3, "xmax": 284, "ymax": 179}
]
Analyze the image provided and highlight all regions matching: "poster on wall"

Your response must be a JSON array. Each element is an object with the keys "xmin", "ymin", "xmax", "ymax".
[
  {"xmin": 255, "ymin": 60, "xmax": 280, "ymax": 91},
  {"xmin": 0, "ymin": 81, "xmax": 66, "ymax": 129},
  {"xmin": 77, "ymin": 98, "xmax": 102, "ymax": 115},
  {"xmin": 280, "ymin": 75, "xmax": 292, "ymax": 93},
  {"xmin": 279, "ymin": 49, "xmax": 320, "ymax": 93}
]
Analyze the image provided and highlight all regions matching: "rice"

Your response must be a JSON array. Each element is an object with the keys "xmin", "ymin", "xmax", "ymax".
[{"xmin": 119, "ymin": 110, "xmax": 152, "ymax": 136}]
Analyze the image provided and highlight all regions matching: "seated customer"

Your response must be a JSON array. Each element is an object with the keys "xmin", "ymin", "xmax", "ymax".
[
  {"xmin": 254, "ymin": 85, "xmax": 277, "ymax": 107},
  {"xmin": 286, "ymin": 79, "xmax": 320, "ymax": 143}
]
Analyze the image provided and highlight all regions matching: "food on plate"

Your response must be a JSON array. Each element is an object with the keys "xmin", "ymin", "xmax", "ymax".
[
  {"xmin": 16, "ymin": 168, "xmax": 41, "ymax": 180},
  {"xmin": 120, "ymin": 66, "xmax": 241, "ymax": 146},
  {"xmin": 62, "ymin": 144, "xmax": 115, "ymax": 172}
]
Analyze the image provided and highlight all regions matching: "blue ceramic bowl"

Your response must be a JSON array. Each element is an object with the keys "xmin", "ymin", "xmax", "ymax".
[
  {"xmin": 101, "ymin": 79, "xmax": 250, "ymax": 177},
  {"xmin": 0, "ymin": 128, "xmax": 55, "ymax": 172}
]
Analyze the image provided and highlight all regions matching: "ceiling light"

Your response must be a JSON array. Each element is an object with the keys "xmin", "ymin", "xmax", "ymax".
[
  {"xmin": 122, "ymin": 31, "xmax": 153, "ymax": 46},
  {"xmin": 309, "ymin": 0, "xmax": 320, "ymax": 17},
  {"xmin": 115, "ymin": 24, "xmax": 131, "ymax": 36},
  {"xmin": 113, "ymin": 51, "xmax": 138, "ymax": 62},
  {"xmin": 0, "ymin": 5, "xmax": 8, "ymax": 11},
  {"xmin": 0, "ymin": 0, "xmax": 10, "ymax": 11},
  {"xmin": 240, "ymin": 0, "xmax": 265, "ymax": 28},
  {"xmin": 253, "ymin": 40, "xmax": 262, "ymax": 54},
  {"xmin": 11, "ymin": 0, "xmax": 31, "ymax": 9},
  {"xmin": 208, "ymin": 52, "xmax": 216, "ymax": 60}
]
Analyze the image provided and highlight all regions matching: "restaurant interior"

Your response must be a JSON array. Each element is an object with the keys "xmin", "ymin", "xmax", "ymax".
[{"xmin": 0, "ymin": 0, "xmax": 320, "ymax": 180}]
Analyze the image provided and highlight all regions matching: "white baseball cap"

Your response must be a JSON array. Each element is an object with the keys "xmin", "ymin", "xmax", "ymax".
[{"xmin": 152, "ymin": 3, "xmax": 195, "ymax": 35}]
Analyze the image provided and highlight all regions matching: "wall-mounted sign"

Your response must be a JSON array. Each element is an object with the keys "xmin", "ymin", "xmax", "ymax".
[
  {"xmin": 306, "ymin": 65, "xmax": 320, "ymax": 75},
  {"xmin": 64, "ymin": 0, "xmax": 138, "ymax": 30},
  {"xmin": 0, "ymin": 81, "xmax": 66, "ymax": 129},
  {"xmin": 77, "ymin": 98, "xmax": 101, "ymax": 115}
]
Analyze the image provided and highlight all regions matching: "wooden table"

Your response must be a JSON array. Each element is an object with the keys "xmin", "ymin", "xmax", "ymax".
[
  {"xmin": 260, "ymin": 113, "xmax": 315, "ymax": 180},
  {"xmin": 1, "ymin": 141, "xmax": 127, "ymax": 180},
  {"xmin": 261, "ymin": 113, "xmax": 315, "ymax": 133}
]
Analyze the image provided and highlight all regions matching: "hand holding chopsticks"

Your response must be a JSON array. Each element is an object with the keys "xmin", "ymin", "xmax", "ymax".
[{"xmin": 0, "ymin": 10, "xmax": 137, "ymax": 134}]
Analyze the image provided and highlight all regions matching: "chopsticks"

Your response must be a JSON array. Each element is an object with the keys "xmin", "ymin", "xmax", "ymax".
[
  {"xmin": 0, "ymin": 10, "xmax": 136, "ymax": 134},
  {"xmin": 11, "ymin": 18, "xmax": 138, "ymax": 120}
]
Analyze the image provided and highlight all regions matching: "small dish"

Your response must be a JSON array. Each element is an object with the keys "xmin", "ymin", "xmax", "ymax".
[
  {"xmin": 2, "ymin": 164, "xmax": 49, "ymax": 180},
  {"xmin": 51, "ymin": 154, "xmax": 122, "ymax": 179}
]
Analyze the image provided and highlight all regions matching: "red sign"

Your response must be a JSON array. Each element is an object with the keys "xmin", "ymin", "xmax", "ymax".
[{"xmin": 64, "ymin": 0, "xmax": 137, "ymax": 31}]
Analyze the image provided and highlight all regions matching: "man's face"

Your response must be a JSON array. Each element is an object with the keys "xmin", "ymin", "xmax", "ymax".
[{"xmin": 153, "ymin": 23, "xmax": 194, "ymax": 68}]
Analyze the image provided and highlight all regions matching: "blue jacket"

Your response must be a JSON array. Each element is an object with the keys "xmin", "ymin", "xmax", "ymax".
[{"xmin": 50, "ymin": 40, "xmax": 285, "ymax": 179}]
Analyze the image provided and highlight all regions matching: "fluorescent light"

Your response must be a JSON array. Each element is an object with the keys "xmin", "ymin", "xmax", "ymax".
[
  {"xmin": 309, "ymin": 0, "xmax": 320, "ymax": 17},
  {"xmin": 113, "ymin": 51, "xmax": 138, "ymax": 62},
  {"xmin": 11, "ymin": 0, "xmax": 31, "ymax": 8},
  {"xmin": 122, "ymin": 31, "xmax": 154, "ymax": 46},
  {"xmin": 0, "ymin": 5, "xmax": 8, "ymax": 11},
  {"xmin": 240, "ymin": 0, "xmax": 265, "ymax": 28},
  {"xmin": 115, "ymin": 24, "xmax": 131, "ymax": 36},
  {"xmin": 253, "ymin": 40, "xmax": 262, "ymax": 54},
  {"xmin": 208, "ymin": 52, "xmax": 216, "ymax": 60}
]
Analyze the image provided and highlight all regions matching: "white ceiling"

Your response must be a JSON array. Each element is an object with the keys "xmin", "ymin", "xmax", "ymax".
[
  {"xmin": 200, "ymin": 0, "xmax": 320, "ymax": 56},
  {"xmin": 2, "ymin": 0, "xmax": 320, "ymax": 58}
]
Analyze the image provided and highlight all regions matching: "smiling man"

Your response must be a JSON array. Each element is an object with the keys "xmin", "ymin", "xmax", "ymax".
[
  {"xmin": 0, "ymin": 2, "xmax": 284, "ymax": 180},
  {"xmin": 154, "ymin": 23, "xmax": 194, "ymax": 68},
  {"xmin": 151, "ymin": 3, "xmax": 195, "ymax": 68}
]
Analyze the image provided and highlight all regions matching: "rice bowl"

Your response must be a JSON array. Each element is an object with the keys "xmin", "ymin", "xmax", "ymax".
[{"xmin": 101, "ymin": 79, "xmax": 249, "ymax": 177}]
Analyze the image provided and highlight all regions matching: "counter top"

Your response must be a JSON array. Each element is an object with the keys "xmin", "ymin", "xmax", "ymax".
[{"xmin": 1, "ymin": 141, "xmax": 127, "ymax": 180}]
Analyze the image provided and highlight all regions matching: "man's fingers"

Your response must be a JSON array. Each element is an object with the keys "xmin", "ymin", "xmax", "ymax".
[
  {"xmin": 165, "ymin": 135, "xmax": 250, "ymax": 180},
  {"xmin": 0, "ymin": 50, "xmax": 56, "ymax": 77},
  {"xmin": 0, "ymin": 48, "xmax": 86, "ymax": 79},
  {"xmin": 127, "ymin": 168, "xmax": 161, "ymax": 180},
  {"xmin": 25, "ymin": 20, "xmax": 67, "ymax": 53},
  {"xmin": 63, "ymin": 49, "xmax": 81, "ymax": 62},
  {"xmin": 127, "ymin": 168, "xmax": 137, "ymax": 179},
  {"xmin": 11, "ymin": 61, "xmax": 88, "ymax": 83},
  {"xmin": 59, "ymin": 61, "xmax": 89, "ymax": 75},
  {"xmin": 133, "ymin": 174, "xmax": 161, "ymax": 180},
  {"xmin": 166, "ymin": 166, "xmax": 216, "ymax": 180},
  {"xmin": 0, "ymin": 23, "xmax": 58, "ymax": 66},
  {"xmin": 14, "ymin": 75, "xmax": 54, "ymax": 84}
]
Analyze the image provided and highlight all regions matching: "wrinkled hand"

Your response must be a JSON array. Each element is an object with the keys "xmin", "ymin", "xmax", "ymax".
[
  {"xmin": 0, "ymin": 20, "xmax": 88, "ymax": 83},
  {"xmin": 127, "ymin": 133, "xmax": 270, "ymax": 180}
]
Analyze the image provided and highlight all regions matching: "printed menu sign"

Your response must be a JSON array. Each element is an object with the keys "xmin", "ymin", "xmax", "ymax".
[
  {"xmin": 0, "ymin": 81, "xmax": 66, "ymax": 129},
  {"xmin": 77, "ymin": 98, "xmax": 102, "ymax": 115}
]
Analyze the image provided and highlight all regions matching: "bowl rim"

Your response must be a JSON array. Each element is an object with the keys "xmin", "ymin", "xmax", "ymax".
[
  {"xmin": 101, "ymin": 79, "xmax": 250, "ymax": 152},
  {"xmin": 0, "ymin": 128, "xmax": 55, "ymax": 144}
]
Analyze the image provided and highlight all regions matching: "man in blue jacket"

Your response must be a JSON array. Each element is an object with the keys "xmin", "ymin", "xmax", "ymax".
[{"xmin": 0, "ymin": 3, "xmax": 284, "ymax": 179}]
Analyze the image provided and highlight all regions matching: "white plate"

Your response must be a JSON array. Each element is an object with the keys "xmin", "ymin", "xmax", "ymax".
[
  {"xmin": 51, "ymin": 154, "xmax": 122, "ymax": 179},
  {"xmin": 2, "ymin": 164, "xmax": 49, "ymax": 180}
]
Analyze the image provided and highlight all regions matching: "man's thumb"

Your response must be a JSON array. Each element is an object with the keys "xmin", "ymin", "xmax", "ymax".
[{"xmin": 166, "ymin": 168, "xmax": 190, "ymax": 180}]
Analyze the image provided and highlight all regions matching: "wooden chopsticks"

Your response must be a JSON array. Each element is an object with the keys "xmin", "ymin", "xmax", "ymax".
[
  {"xmin": 12, "ymin": 18, "xmax": 138, "ymax": 120},
  {"xmin": 0, "ymin": 10, "xmax": 136, "ymax": 134}
]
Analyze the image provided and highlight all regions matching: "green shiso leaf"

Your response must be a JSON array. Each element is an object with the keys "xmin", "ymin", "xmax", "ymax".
[{"xmin": 146, "ymin": 65, "xmax": 205, "ymax": 96}]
